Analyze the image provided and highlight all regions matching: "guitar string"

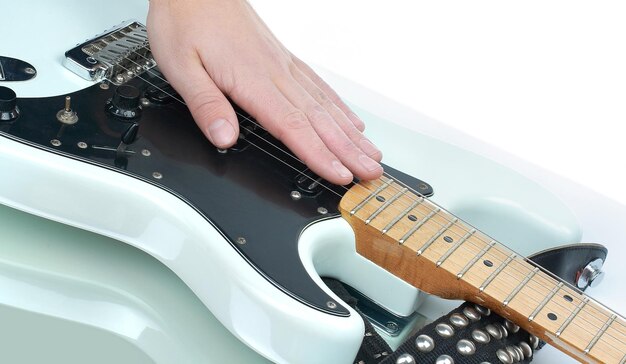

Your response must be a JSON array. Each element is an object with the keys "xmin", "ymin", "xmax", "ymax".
[
  {"xmin": 114, "ymin": 55, "xmax": 626, "ymax": 343},
  {"xmin": 115, "ymin": 52, "xmax": 626, "ymax": 342},
  {"xmin": 116, "ymin": 52, "xmax": 626, "ymax": 341}
]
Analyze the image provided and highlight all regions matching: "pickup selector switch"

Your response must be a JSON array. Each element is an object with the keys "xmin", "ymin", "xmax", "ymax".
[
  {"xmin": 0, "ymin": 86, "xmax": 19, "ymax": 121},
  {"xmin": 106, "ymin": 84, "xmax": 142, "ymax": 120}
]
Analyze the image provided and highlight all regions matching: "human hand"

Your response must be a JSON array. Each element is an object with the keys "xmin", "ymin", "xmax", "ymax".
[{"xmin": 147, "ymin": 0, "xmax": 383, "ymax": 185}]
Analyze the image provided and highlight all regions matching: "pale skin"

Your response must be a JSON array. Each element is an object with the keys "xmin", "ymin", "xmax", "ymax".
[{"xmin": 147, "ymin": 0, "xmax": 383, "ymax": 185}]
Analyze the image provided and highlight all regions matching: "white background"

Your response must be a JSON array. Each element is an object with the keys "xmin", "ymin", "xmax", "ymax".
[
  {"xmin": 250, "ymin": 0, "xmax": 626, "ymax": 205},
  {"xmin": 249, "ymin": 2, "xmax": 626, "ymax": 363}
]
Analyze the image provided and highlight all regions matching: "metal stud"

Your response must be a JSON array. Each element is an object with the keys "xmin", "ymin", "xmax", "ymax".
[
  {"xmin": 513, "ymin": 346, "xmax": 525, "ymax": 361},
  {"xmin": 415, "ymin": 335, "xmax": 435, "ymax": 353},
  {"xmin": 450, "ymin": 313, "xmax": 469, "ymax": 328},
  {"xmin": 435, "ymin": 323, "xmax": 455, "ymax": 338},
  {"xmin": 395, "ymin": 353, "xmax": 415, "ymax": 364},
  {"xmin": 506, "ymin": 346, "xmax": 520, "ymax": 362},
  {"xmin": 519, "ymin": 342, "xmax": 533, "ymax": 359},
  {"xmin": 463, "ymin": 306, "xmax": 481, "ymax": 321},
  {"xmin": 504, "ymin": 320, "xmax": 520, "ymax": 333},
  {"xmin": 475, "ymin": 304, "xmax": 491, "ymax": 316},
  {"xmin": 472, "ymin": 329, "xmax": 491, "ymax": 344},
  {"xmin": 498, "ymin": 324, "xmax": 509, "ymax": 338},
  {"xmin": 529, "ymin": 335, "xmax": 539, "ymax": 349},
  {"xmin": 456, "ymin": 339, "xmax": 476, "ymax": 355},
  {"xmin": 435, "ymin": 355, "xmax": 454, "ymax": 364},
  {"xmin": 486, "ymin": 324, "xmax": 502, "ymax": 340},
  {"xmin": 290, "ymin": 191, "xmax": 302, "ymax": 200},
  {"xmin": 496, "ymin": 349, "xmax": 513, "ymax": 364}
]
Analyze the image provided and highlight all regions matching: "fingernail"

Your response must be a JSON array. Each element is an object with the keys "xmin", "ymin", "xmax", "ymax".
[
  {"xmin": 360, "ymin": 138, "xmax": 381, "ymax": 158},
  {"xmin": 332, "ymin": 160, "xmax": 352, "ymax": 179},
  {"xmin": 359, "ymin": 154, "xmax": 382, "ymax": 172},
  {"xmin": 350, "ymin": 113, "xmax": 365, "ymax": 130},
  {"xmin": 206, "ymin": 119, "xmax": 235, "ymax": 146}
]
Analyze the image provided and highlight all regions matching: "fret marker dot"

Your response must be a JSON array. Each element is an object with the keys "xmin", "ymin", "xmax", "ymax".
[
  {"xmin": 444, "ymin": 236, "xmax": 453, "ymax": 243},
  {"xmin": 563, "ymin": 295, "xmax": 573, "ymax": 302},
  {"xmin": 376, "ymin": 195, "xmax": 386, "ymax": 202},
  {"xmin": 547, "ymin": 313, "xmax": 558, "ymax": 321},
  {"xmin": 408, "ymin": 214, "xmax": 417, "ymax": 222},
  {"xmin": 483, "ymin": 260, "xmax": 494, "ymax": 267}
]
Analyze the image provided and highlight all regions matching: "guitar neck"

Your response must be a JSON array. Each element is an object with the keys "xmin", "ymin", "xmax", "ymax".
[{"xmin": 339, "ymin": 177, "xmax": 626, "ymax": 363}]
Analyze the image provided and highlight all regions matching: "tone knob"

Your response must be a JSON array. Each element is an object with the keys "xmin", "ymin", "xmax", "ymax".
[
  {"xmin": 106, "ymin": 84, "xmax": 142, "ymax": 120},
  {"xmin": 0, "ymin": 86, "xmax": 19, "ymax": 121}
]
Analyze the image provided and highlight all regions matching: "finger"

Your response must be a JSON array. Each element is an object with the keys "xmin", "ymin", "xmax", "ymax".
[
  {"xmin": 161, "ymin": 54, "xmax": 239, "ymax": 149},
  {"xmin": 291, "ymin": 55, "xmax": 366, "ymax": 132},
  {"xmin": 274, "ymin": 76, "xmax": 383, "ymax": 181},
  {"xmin": 230, "ymin": 82, "xmax": 355, "ymax": 185},
  {"xmin": 290, "ymin": 66, "xmax": 383, "ymax": 162}
]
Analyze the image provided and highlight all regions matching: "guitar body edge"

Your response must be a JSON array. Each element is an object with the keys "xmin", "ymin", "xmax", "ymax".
[{"xmin": 0, "ymin": 135, "xmax": 364, "ymax": 364}]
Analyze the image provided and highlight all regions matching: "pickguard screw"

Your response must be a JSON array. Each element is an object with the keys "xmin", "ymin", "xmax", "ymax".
[
  {"xmin": 100, "ymin": 82, "xmax": 110, "ymax": 90},
  {"xmin": 326, "ymin": 301, "xmax": 337, "ymax": 309},
  {"xmin": 50, "ymin": 139, "xmax": 61, "ymax": 147},
  {"xmin": 141, "ymin": 149, "xmax": 151, "ymax": 157},
  {"xmin": 152, "ymin": 172, "xmax": 163, "ymax": 179},
  {"xmin": 24, "ymin": 67, "xmax": 36, "ymax": 75},
  {"xmin": 77, "ymin": 142, "xmax": 88, "ymax": 149},
  {"xmin": 140, "ymin": 98, "xmax": 150, "ymax": 107},
  {"xmin": 290, "ymin": 191, "xmax": 302, "ymax": 201},
  {"xmin": 418, "ymin": 183, "xmax": 428, "ymax": 190},
  {"xmin": 115, "ymin": 75, "xmax": 125, "ymax": 84},
  {"xmin": 217, "ymin": 148, "xmax": 228, "ymax": 154},
  {"xmin": 317, "ymin": 207, "xmax": 328, "ymax": 215},
  {"xmin": 385, "ymin": 321, "xmax": 399, "ymax": 333},
  {"xmin": 236, "ymin": 237, "xmax": 247, "ymax": 245}
]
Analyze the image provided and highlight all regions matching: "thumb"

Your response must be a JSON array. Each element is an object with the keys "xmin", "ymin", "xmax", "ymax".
[{"xmin": 173, "ymin": 63, "xmax": 239, "ymax": 149}]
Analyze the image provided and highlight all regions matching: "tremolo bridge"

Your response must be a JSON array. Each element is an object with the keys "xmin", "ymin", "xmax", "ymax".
[{"xmin": 64, "ymin": 21, "xmax": 156, "ymax": 85}]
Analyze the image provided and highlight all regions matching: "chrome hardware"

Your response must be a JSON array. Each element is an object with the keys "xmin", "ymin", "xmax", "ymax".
[
  {"xmin": 504, "ymin": 320, "xmax": 520, "ymax": 334},
  {"xmin": 485, "ymin": 324, "xmax": 502, "ymax": 340},
  {"xmin": 474, "ymin": 304, "xmax": 491, "ymax": 316},
  {"xmin": 64, "ymin": 21, "xmax": 156, "ymax": 85},
  {"xmin": 395, "ymin": 354, "xmax": 415, "ymax": 364},
  {"xmin": 415, "ymin": 335, "xmax": 435, "ymax": 352},
  {"xmin": 456, "ymin": 339, "xmax": 476, "ymax": 355},
  {"xmin": 435, "ymin": 323, "xmax": 455, "ymax": 338},
  {"xmin": 472, "ymin": 329, "xmax": 491, "ymax": 344},
  {"xmin": 56, "ymin": 96, "xmax": 79, "ymax": 124},
  {"xmin": 462, "ymin": 306, "xmax": 481, "ymax": 321},
  {"xmin": 435, "ymin": 355, "xmax": 454, "ymax": 364},
  {"xmin": 496, "ymin": 349, "xmax": 513, "ymax": 364},
  {"xmin": 450, "ymin": 313, "xmax": 469, "ymax": 328},
  {"xmin": 529, "ymin": 335, "xmax": 539, "ymax": 349},
  {"xmin": 577, "ymin": 258, "xmax": 605, "ymax": 289},
  {"xmin": 519, "ymin": 341, "xmax": 533, "ymax": 359}
]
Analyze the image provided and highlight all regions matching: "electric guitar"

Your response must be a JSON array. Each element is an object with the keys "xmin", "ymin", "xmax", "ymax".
[{"xmin": 1, "ymin": 3, "xmax": 624, "ymax": 364}]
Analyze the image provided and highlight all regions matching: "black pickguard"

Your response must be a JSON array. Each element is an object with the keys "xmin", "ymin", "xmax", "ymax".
[{"xmin": 0, "ymin": 74, "xmax": 433, "ymax": 316}]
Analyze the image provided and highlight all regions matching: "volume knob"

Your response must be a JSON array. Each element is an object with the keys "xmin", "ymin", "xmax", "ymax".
[
  {"xmin": 106, "ymin": 84, "xmax": 142, "ymax": 120},
  {"xmin": 0, "ymin": 86, "xmax": 19, "ymax": 121}
]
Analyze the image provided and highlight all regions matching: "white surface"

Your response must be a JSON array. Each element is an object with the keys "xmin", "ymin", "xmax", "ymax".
[
  {"xmin": 250, "ymin": 0, "xmax": 626, "ymax": 206},
  {"xmin": 250, "ymin": 1, "xmax": 626, "ymax": 363}
]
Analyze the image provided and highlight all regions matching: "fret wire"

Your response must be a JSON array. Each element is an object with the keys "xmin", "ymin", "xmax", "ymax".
[
  {"xmin": 503, "ymin": 267, "xmax": 540, "ymax": 307},
  {"xmin": 381, "ymin": 197, "xmax": 423, "ymax": 234},
  {"xmin": 126, "ymin": 50, "xmax": 626, "ymax": 343},
  {"xmin": 457, "ymin": 241, "xmax": 496, "ymax": 279},
  {"xmin": 416, "ymin": 217, "xmax": 458, "ymax": 256},
  {"xmin": 557, "ymin": 297, "xmax": 589, "ymax": 337},
  {"xmin": 398, "ymin": 207, "xmax": 440, "ymax": 244},
  {"xmin": 365, "ymin": 188, "xmax": 408, "ymax": 225},
  {"xmin": 529, "ymin": 282, "xmax": 564, "ymax": 321},
  {"xmin": 350, "ymin": 179, "xmax": 394, "ymax": 215},
  {"xmin": 620, "ymin": 353, "xmax": 626, "ymax": 364},
  {"xmin": 585, "ymin": 314, "xmax": 617, "ymax": 354},
  {"xmin": 436, "ymin": 229, "xmax": 476, "ymax": 267},
  {"xmin": 479, "ymin": 253, "xmax": 517, "ymax": 292}
]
